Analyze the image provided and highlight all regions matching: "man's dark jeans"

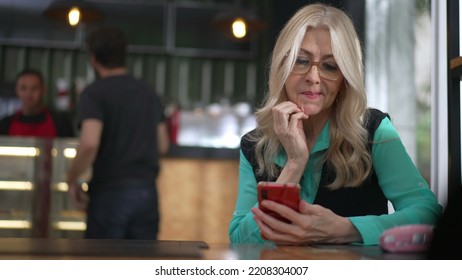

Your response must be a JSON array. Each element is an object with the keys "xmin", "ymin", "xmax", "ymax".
[{"xmin": 85, "ymin": 184, "xmax": 159, "ymax": 240}]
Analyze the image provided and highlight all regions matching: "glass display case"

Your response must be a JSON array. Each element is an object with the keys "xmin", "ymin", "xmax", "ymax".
[
  {"xmin": 0, "ymin": 136, "xmax": 88, "ymax": 238},
  {"xmin": 49, "ymin": 138, "xmax": 90, "ymax": 238},
  {"xmin": 0, "ymin": 136, "xmax": 239, "ymax": 242},
  {"xmin": 0, "ymin": 137, "xmax": 49, "ymax": 237}
]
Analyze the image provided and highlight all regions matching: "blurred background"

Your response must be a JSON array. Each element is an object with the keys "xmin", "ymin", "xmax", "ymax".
[
  {"xmin": 0, "ymin": 0, "xmax": 432, "ymax": 162},
  {"xmin": 0, "ymin": 0, "xmax": 454, "ymax": 243}
]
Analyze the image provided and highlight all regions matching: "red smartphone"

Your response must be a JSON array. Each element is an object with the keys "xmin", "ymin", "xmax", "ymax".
[{"xmin": 257, "ymin": 181, "xmax": 301, "ymax": 223}]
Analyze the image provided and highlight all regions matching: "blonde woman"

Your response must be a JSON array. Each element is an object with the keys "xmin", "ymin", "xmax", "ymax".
[{"xmin": 228, "ymin": 3, "xmax": 441, "ymax": 245}]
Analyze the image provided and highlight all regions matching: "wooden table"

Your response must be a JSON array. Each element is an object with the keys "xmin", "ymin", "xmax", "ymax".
[{"xmin": 0, "ymin": 238, "xmax": 426, "ymax": 260}]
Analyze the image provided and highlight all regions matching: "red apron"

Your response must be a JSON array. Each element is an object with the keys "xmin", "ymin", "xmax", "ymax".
[{"xmin": 8, "ymin": 110, "xmax": 57, "ymax": 138}]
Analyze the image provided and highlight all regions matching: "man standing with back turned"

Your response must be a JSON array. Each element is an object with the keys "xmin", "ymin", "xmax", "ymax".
[{"xmin": 67, "ymin": 26, "xmax": 169, "ymax": 239}]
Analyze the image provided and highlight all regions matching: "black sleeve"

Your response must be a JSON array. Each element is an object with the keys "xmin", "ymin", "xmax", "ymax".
[
  {"xmin": 0, "ymin": 116, "xmax": 13, "ymax": 135},
  {"xmin": 365, "ymin": 108, "xmax": 391, "ymax": 149},
  {"xmin": 50, "ymin": 111, "xmax": 76, "ymax": 137},
  {"xmin": 365, "ymin": 108, "xmax": 391, "ymax": 136},
  {"xmin": 240, "ymin": 129, "xmax": 258, "ymax": 165},
  {"xmin": 240, "ymin": 129, "xmax": 280, "ymax": 182}
]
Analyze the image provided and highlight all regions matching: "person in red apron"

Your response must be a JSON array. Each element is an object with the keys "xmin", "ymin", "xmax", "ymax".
[{"xmin": 0, "ymin": 69, "xmax": 74, "ymax": 138}]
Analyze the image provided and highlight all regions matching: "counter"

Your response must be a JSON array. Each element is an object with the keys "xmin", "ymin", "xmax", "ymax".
[
  {"xmin": 166, "ymin": 144, "xmax": 239, "ymax": 160},
  {"xmin": 158, "ymin": 144, "xmax": 239, "ymax": 243},
  {"xmin": 0, "ymin": 136, "xmax": 239, "ymax": 243},
  {"xmin": 0, "ymin": 238, "xmax": 428, "ymax": 260}
]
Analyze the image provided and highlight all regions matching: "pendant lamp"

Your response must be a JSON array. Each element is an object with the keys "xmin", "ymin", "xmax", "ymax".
[
  {"xmin": 42, "ymin": 0, "xmax": 104, "ymax": 26},
  {"xmin": 212, "ymin": 1, "xmax": 266, "ymax": 42}
]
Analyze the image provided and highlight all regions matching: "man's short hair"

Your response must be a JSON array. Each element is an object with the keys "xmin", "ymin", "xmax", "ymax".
[
  {"xmin": 86, "ymin": 26, "xmax": 127, "ymax": 68},
  {"xmin": 15, "ymin": 69, "xmax": 44, "ymax": 86}
]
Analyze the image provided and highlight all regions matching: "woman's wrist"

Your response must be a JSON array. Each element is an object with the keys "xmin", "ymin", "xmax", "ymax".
[
  {"xmin": 277, "ymin": 160, "xmax": 306, "ymax": 184},
  {"xmin": 335, "ymin": 218, "xmax": 362, "ymax": 244}
]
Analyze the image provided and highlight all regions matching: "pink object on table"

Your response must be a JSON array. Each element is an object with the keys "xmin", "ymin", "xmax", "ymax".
[{"xmin": 379, "ymin": 224, "xmax": 434, "ymax": 253}]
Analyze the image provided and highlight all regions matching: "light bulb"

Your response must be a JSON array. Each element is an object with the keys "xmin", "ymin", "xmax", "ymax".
[
  {"xmin": 68, "ymin": 7, "xmax": 81, "ymax": 26},
  {"xmin": 232, "ymin": 18, "xmax": 247, "ymax": 39}
]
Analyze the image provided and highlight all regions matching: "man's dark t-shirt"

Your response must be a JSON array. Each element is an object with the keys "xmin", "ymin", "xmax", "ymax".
[{"xmin": 78, "ymin": 74, "xmax": 165, "ymax": 192}]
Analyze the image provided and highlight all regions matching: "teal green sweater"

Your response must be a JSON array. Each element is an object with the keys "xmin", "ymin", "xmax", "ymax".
[{"xmin": 228, "ymin": 117, "xmax": 442, "ymax": 245}]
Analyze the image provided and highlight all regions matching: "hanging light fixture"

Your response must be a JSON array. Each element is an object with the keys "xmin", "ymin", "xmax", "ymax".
[
  {"xmin": 231, "ymin": 18, "xmax": 247, "ymax": 39},
  {"xmin": 42, "ymin": 0, "xmax": 104, "ymax": 27},
  {"xmin": 67, "ymin": 7, "xmax": 81, "ymax": 26},
  {"xmin": 212, "ymin": 1, "xmax": 266, "ymax": 42}
]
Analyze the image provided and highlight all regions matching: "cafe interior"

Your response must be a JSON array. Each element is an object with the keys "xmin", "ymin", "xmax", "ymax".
[{"xmin": 0, "ymin": 0, "xmax": 460, "ymax": 259}]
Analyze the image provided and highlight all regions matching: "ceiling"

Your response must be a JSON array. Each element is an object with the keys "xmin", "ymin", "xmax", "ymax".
[{"xmin": 0, "ymin": 0, "xmax": 263, "ymax": 51}]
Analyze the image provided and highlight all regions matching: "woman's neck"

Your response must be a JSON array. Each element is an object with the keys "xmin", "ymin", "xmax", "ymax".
[{"xmin": 303, "ymin": 111, "xmax": 331, "ymax": 148}]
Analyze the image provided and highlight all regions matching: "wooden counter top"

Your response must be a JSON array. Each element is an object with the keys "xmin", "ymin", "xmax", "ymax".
[{"xmin": 0, "ymin": 238, "xmax": 427, "ymax": 260}]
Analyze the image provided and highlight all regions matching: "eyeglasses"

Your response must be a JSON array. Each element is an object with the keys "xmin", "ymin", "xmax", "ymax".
[{"xmin": 291, "ymin": 56, "xmax": 342, "ymax": 81}]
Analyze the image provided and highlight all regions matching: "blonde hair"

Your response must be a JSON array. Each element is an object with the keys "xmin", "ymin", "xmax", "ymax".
[{"xmin": 251, "ymin": 3, "xmax": 371, "ymax": 189}]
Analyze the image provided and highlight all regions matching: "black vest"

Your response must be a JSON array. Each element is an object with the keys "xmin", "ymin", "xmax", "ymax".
[{"xmin": 241, "ymin": 108, "xmax": 390, "ymax": 217}]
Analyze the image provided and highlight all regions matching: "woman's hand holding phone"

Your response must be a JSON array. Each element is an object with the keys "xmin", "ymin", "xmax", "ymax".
[
  {"xmin": 256, "ymin": 182, "xmax": 301, "ymax": 239},
  {"xmin": 257, "ymin": 182, "xmax": 301, "ymax": 221},
  {"xmin": 253, "ymin": 182, "xmax": 361, "ymax": 244}
]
